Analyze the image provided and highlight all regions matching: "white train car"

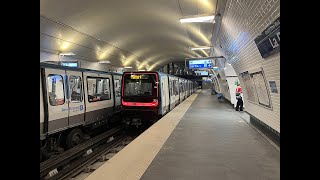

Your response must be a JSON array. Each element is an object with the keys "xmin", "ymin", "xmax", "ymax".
[{"xmin": 40, "ymin": 63, "xmax": 122, "ymax": 161}]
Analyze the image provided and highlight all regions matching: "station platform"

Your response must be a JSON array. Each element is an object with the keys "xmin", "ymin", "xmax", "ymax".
[{"xmin": 85, "ymin": 89, "xmax": 280, "ymax": 180}]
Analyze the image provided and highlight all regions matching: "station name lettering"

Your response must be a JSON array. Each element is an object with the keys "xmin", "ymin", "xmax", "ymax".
[{"xmin": 269, "ymin": 31, "xmax": 280, "ymax": 49}]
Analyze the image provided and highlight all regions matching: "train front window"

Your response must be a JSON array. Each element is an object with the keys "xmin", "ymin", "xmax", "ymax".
[{"xmin": 124, "ymin": 74, "xmax": 157, "ymax": 97}]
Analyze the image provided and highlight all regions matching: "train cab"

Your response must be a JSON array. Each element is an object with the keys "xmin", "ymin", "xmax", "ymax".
[{"xmin": 121, "ymin": 72, "xmax": 160, "ymax": 126}]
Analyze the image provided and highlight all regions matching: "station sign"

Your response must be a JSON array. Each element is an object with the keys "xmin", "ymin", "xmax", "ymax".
[
  {"xmin": 189, "ymin": 59, "xmax": 212, "ymax": 69},
  {"xmin": 194, "ymin": 71, "xmax": 209, "ymax": 75},
  {"xmin": 254, "ymin": 16, "xmax": 280, "ymax": 58},
  {"xmin": 60, "ymin": 61, "xmax": 79, "ymax": 67}
]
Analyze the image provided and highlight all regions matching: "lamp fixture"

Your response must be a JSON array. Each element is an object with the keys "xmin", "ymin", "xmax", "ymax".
[
  {"xmin": 190, "ymin": 46, "xmax": 212, "ymax": 50},
  {"xmin": 124, "ymin": 66, "xmax": 132, "ymax": 69},
  {"xmin": 99, "ymin": 60, "xmax": 111, "ymax": 64},
  {"xmin": 59, "ymin": 52, "xmax": 75, "ymax": 56},
  {"xmin": 179, "ymin": 15, "xmax": 215, "ymax": 23}
]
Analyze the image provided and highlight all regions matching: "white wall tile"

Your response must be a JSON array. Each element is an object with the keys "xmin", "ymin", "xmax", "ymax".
[{"xmin": 212, "ymin": 0, "xmax": 280, "ymax": 132}]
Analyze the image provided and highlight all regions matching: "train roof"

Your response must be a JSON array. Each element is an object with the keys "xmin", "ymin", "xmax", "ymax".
[{"xmin": 40, "ymin": 62, "xmax": 122, "ymax": 76}]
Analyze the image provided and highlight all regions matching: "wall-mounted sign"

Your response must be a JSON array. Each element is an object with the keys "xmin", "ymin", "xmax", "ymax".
[
  {"xmin": 269, "ymin": 81, "xmax": 278, "ymax": 93},
  {"xmin": 254, "ymin": 17, "xmax": 280, "ymax": 58},
  {"xmin": 194, "ymin": 71, "xmax": 209, "ymax": 75},
  {"xmin": 212, "ymin": 67, "xmax": 219, "ymax": 70},
  {"xmin": 60, "ymin": 61, "xmax": 79, "ymax": 67},
  {"xmin": 189, "ymin": 59, "xmax": 212, "ymax": 69}
]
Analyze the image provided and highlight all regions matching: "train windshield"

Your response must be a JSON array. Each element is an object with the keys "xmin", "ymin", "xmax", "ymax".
[{"xmin": 123, "ymin": 73, "xmax": 158, "ymax": 102}]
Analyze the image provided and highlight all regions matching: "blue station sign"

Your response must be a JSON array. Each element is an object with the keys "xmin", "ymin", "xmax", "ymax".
[{"xmin": 189, "ymin": 59, "xmax": 212, "ymax": 69}]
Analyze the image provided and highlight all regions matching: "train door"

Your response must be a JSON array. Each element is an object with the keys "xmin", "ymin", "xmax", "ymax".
[
  {"xmin": 113, "ymin": 75, "xmax": 122, "ymax": 112},
  {"xmin": 179, "ymin": 80, "xmax": 182, "ymax": 103},
  {"xmin": 40, "ymin": 71, "xmax": 45, "ymax": 139},
  {"xmin": 83, "ymin": 72, "xmax": 114, "ymax": 125},
  {"xmin": 44, "ymin": 68, "xmax": 69, "ymax": 134},
  {"xmin": 185, "ymin": 81, "xmax": 187, "ymax": 98},
  {"xmin": 66, "ymin": 70, "xmax": 85, "ymax": 127},
  {"xmin": 174, "ymin": 79, "xmax": 179, "ymax": 106},
  {"xmin": 164, "ymin": 76, "xmax": 170, "ymax": 113},
  {"xmin": 181, "ymin": 80, "xmax": 186, "ymax": 100},
  {"xmin": 160, "ymin": 75, "xmax": 169, "ymax": 115},
  {"xmin": 185, "ymin": 81, "xmax": 188, "ymax": 97},
  {"xmin": 160, "ymin": 76, "xmax": 165, "ymax": 115},
  {"xmin": 169, "ymin": 77, "xmax": 175, "ymax": 110}
]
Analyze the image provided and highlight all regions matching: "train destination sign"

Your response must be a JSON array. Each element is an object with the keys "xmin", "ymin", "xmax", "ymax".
[
  {"xmin": 254, "ymin": 16, "xmax": 280, "ymax": 58},
  {"xmin": 130, "ymin": 74, "xmax": 149, "ymax": 80}
]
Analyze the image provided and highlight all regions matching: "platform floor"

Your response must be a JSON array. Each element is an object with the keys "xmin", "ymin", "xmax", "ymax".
[
  {"xmin": 141, "ymin": 89, "xmax": 280, "ymax": 180},
  {"xmin": 85, "ymin": 89, "xmax": 280, "ymax": 180}
]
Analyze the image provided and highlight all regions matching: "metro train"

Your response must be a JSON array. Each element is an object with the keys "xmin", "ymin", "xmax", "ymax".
[
  {"xmin": 40, "ymin": 63, "xmax": 122, "ymax": 161},
  {"xmin": 121, "ymin": 71, "xmax": 198, "ymax": 127}
]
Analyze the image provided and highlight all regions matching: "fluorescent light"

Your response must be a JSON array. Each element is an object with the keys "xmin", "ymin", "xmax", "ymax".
[
  {"xmin": 124, "ymin": 66, "xmax": 132, "ymax": 69},
  {"xmin": 59, "ymin": 52, "xmax": 75, "ymax": 56},
  {"xmin": 138, "ymin": 70, "xmax": 146, "ymax": 71},
  {"xmin": 191, "ymin": 46, "xmax": 212, "ymax": 50},
  {"xmin": 99, "ymin": 60, "xmax": 111, "ymax": 64},
  {"xmin": 179, "ymin": 15, "xmax": 215, "ymax": 23}
]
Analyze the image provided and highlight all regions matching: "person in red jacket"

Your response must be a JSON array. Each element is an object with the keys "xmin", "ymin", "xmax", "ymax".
[{"xmin": 235, "ymin": 83, "xmax": 243, "ymax": 111}]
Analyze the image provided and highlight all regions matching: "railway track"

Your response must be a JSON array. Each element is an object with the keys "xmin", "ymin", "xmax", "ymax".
[
  {"xmin": 69, "ymin": 136, "xmax": 134, "ymax": 180},
  {"xmin": 40, "ymin": 126, "xmax": 129, "ymax": 180}
]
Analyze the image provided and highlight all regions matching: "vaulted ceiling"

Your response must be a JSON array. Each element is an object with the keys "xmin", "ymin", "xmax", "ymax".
[{"xmin": 40, "ymin": 0, "xmax": 219, "ymax": 71}]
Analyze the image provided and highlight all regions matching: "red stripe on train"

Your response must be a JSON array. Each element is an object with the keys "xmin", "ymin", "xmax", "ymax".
[{"xmin": 122, "ymin": 100, "xmax": 158, "ymax": 107}]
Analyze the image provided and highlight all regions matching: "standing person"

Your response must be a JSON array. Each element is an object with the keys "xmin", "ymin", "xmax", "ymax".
[{"xmin": 235, "ymin": 83, "xmax": 243, "ymax": 111}]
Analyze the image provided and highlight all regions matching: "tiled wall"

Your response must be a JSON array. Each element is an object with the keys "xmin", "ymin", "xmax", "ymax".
[{"xmin": 212, "ymin": 0, "xmax": 280, "ymax": 133}]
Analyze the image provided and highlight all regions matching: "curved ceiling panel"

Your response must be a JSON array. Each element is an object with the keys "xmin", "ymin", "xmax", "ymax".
[{"xmin": 40, "ymin": 0, "xmax": 218, "ymax": 70}]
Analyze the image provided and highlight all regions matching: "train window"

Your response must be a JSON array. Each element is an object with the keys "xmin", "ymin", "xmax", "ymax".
[
  {"xmin": 174, "ymin": 80, "xmax": 179, "ymax": 95},
  {"xmin": 181, "ymin": 82, "xmax": 184, "ymax": 92},
  {"xmin": 87, "ymin": 77, "xmax": 111, "ymax": 102},
  {"xmin": 69, "ymin": 76, "xmax": 82, "ymax": 102},
  {"xmin": 115, "ymin": 79, "xmax": 121, "ymax": 97},
  {"xmin": 47, "ymin": 74, "xmax": 65, "ymax": 106},
  {"xmin": 169, "ymin": 81, "xmax": 173, "ymax": 96}
]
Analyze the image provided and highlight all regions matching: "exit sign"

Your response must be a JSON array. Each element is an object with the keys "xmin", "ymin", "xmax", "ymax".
[{"xmin": 254, "ymin": 17, "xmax": 280, "ymax": 58}]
